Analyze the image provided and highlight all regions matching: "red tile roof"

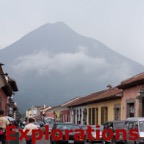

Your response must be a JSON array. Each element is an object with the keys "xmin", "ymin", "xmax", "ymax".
[
  {"xmin": 67, "ymin": 87, "xmax": 122, "ymax": 107},
  {"xmin": 67, "ymin": 90, "xmax": 104, "ymax": 107},
  {"xmin": 117, "ymin": 72, "xmax": 144, "ymax": 89},
  {"xmin": 87, "ymin": 87, "xmax": 122, "ymax": 102},
  {"xmin": 60, "ymin": 97, "xmax": 80, "ymax": 107}
]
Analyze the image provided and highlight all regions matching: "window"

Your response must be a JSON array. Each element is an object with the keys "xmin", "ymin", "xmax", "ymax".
[
  {"xmin": 89, "ymin": 108, "xmax": 91, "ymax": 125},
  {"xmin": 73, "ymin": 110, "xmax": 76, "ymax": 124},
  {"xmin": 101, "ymin": 107, "xmax": 108, "ymax": 124},
  {"xmin": 128, "ymin": 122, "xmax": 134, "ymax": 130},
  {"xmin": 114, "ymin": 104, "xmax": 121, "ymax": 120},
  {"xmin": 95, "ymin": 108, "xmax": 98, "ymax": 124},
  {"xmin": 124, "ymin": 122, "xmax": 129, "ymax": 130},
  {"xmin": 127, "ymin": 103, "xmax": 135, "ymax": 117},
  {"xmin": 92, "ymin": 108, "xmax": 95, "ymax": 125}
]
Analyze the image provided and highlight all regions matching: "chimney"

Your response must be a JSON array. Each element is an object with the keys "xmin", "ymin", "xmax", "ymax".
[{"xmin": 107, "ymin": 84, "xmax": 112, "ymax": 89}]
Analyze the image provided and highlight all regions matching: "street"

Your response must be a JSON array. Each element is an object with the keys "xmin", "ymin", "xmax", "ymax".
[{"xmin": 19, "ymin": 136, "xmax": 102, "ymax": 144}]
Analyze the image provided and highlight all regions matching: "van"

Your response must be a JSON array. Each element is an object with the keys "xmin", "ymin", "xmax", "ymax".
[
  {"xmin": 102, "ymin": 120, "xmax": 126, "ymax": 144},
  {"xmin": 124, "ymin": 117, "xmax": 144, "ymax": 144}
]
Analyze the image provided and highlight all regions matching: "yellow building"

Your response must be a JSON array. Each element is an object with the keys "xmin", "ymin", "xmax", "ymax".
[{"xmin": 87, "ymin": 87, "xmax": 122, "ymax": 125}]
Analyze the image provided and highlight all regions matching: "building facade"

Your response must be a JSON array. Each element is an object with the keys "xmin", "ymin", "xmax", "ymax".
[
  {"xmin": 117, "ymin": 72, "xmax": 144, "ymax": 120},
  {"xmin": 0, "ymin": 63, "xmax": 18, "ymax": 117}
]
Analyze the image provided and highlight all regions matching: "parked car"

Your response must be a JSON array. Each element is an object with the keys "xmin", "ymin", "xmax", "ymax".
[
  {"xmin": 45, "ymin": 117, "xmax": 55, "ymax": 134},
  {"xmin": 80, "ymin": 125, "xmax": 88, "ymax": 142},
  {"xmin": 50, "ymin": 122, "xmax": 84, "ymax": 144},
  {"xmin": 124, "ymin": 117, "xmax": 144, "ymax": 144},
  {"xmin": 86, "ymin": 125, "xmax": 104, "ymax": 143},
  {"xmin": 102, "ymin": 120, "xmax": 126, "ymax": 144}
]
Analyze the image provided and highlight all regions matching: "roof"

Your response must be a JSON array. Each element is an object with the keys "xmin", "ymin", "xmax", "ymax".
[
  {"xmin": 45, "ymin": 105, "xmax": 61, "ymax": 112},
  {"xmin": 60, "ymin": 97, "xmax": 80, "ymax": 107},
  {"xmin": 87, "ymin": 87, "xmax": 122, "ymax": 102},
  {"xmin": 67, "ymin": 90, "xmax": 107, "ymax": 107},
  {"xmin": 0, "ymin": 63, "xmax": 4, "ymax": 66},
  {"xmin": 68, "ymin": 88, "xmax": 122, "ymax": 107},
  {"xmin": 42, "ymin": 106, "xmax": 51, "ymax": 112},
  {"xmin": 117, "ymin": 72, "xmax": 144, "ymax": 89}
]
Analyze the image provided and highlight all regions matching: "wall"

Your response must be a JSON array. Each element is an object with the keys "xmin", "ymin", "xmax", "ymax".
[
  {"xmin": 61, "ymin": 109, "xmax": 70, "ymax": 122},
  {"xmin": 0, "ymin": 89, "xmax": 7, "ymax": 115},
  {"xmin": 87, "ymin": 99, "xmax": 121, "ymax": 125},
  {"xmin": 121, "ymin": 85, "xmax": 143, "ymax": 120}
]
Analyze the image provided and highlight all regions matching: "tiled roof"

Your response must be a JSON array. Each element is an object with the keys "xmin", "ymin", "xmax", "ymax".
[
  {"xmin": 87, "ymin": 87, "xmax": 122, "ymax": 102},
  {"xmin": 60, "ymin": 97, "xmax": 80, "ymax": 107},
  {"xmin": 67, "ymin": 90, "xmax": 107, "ymax": 107},
  {"xmin": 45, "ymin": 105, "xmax": 61, "ymax": 112},
  {"xmin": 117, "ymin": 72, "xmax": 144, "ymax": 89},
  {"xmin": 68, "ymin": 88, "xmax": 122, "ymax": 107}
]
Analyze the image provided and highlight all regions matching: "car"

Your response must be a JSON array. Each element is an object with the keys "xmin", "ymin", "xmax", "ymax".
[
  {"xmin": 50, "ymin": 122, "xmax": 84, "ymax": 144},
  {"xmin": 124, "ymin": 117, "xmax": 144, "ymax": 144},
  {"xmin": 80, "ymin": 125, "xmax": 89, "ymax": 142},
  {"xmin": 85, "ymin": 125, "xmax": 104, "ymax": 143},
  {"xmin": 102, "ymin": 120, "xmax": 126, "ymax": 144},
  {"xmin": 45, "ymin": 117, "xmax": 55, "ymax": 134}
]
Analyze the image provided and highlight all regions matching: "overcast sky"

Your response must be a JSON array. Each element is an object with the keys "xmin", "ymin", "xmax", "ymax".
[{"xmin": 0, "ymin": 0, "xmax": 144, "ymax": 65}]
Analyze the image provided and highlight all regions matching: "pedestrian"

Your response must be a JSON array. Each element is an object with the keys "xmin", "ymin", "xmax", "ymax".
[
  {"xmin": 0, "ymin": 109, "xmax": 10, "ymax": 144},
  {"xmin": 23, "ymin": 118, "xmax": 38, "ymax": 144},
  {"xmin": 25, "ymin": 117, "xmax": 29, "ymax": 125}
]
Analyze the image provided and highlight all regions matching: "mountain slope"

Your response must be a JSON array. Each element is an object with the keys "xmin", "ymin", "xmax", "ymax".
[{"xmin": 0, "ymin": 22, "xmax": 143, "ymax": 112}]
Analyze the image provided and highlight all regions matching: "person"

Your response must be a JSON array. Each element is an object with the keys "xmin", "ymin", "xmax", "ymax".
[
  {"xmin": 0, "ymin": 109, "xmax": 10, "ymax": 144},
  {"xmin": 25, "ymin": 117, "xmax": 29, "ymax": 125},
  {"xmin": 23, "ymin": 118, "xmax": 38, "ymax": 144}
]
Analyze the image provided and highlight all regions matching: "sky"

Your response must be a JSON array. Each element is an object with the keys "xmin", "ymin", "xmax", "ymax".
[{"xmin": 0, "ymin": 0, "xmax": 144, "ymax": 65}]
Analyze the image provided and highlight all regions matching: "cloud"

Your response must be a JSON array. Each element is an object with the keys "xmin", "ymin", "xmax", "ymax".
[
  {"xmin": 13, "ymin": 47, "xmax": 133, "ymax": 84},
  {"xmin": 13, "ymin": 48, "xmax": 108, "ymax": 75}
]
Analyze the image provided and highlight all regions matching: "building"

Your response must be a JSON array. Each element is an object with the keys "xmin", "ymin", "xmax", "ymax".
[
  {"xmin": 0, "ymin": 63, "xmax": 18, "ymax": 117},
  {"xmin": 68, "ymin": 90, "xmax": 106, "ymax": 125},
  {"xmin": 26, "ymin": 105, "xmax": 51, "ymax": 120},
  {"xmin": 45, "ymin": 105, "xmax": 62, "ymax": 122},
  {"xmin": 86, "ymin": 87, "xmax": 122, "ymax": 125},
  {"xmin": 117, "ymin": 72, "xmax": 144, "ymax": 120},
  {"xmin": 68, "ymin": 87, "xmax": 122, "ymax": 125},
  {"xmin": 60, "ymin": 97, "xmax": 80, "ymax": 122}
]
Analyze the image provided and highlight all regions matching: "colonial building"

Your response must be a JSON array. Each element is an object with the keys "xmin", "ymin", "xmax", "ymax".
[
  {"xmin": 68, "ymin": 90, "xmax": 106, "ymax": 125},
  {"xmin": 60, "ymin": 97, "xmax": 80, "ymax": 122},
  {"xmin": 86, "ymin": 87, "xmax": 122, "ymax": 125},
  {"xmin": 117, "ymin": 72, "xmax": 144, "ymax": 120},
  {"xmin": 68, "ymin": 87, "xmax": 122, "ymax": 125},
  {"xmin": 45, "ymin": 105, "xmax": 62, "ymax": 122},
  {"xmin": 0, "ymin": 63, "xmax": 18, "ymax": 117}
]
